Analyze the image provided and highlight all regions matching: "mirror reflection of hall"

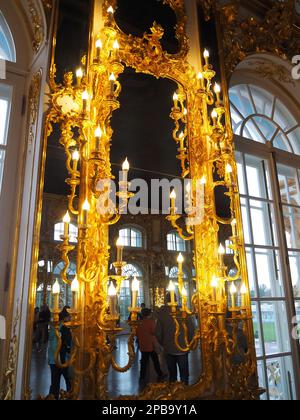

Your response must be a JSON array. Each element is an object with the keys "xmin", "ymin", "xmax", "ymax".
[{"xmin": 1, "ymin": 0, "xmax": 300, "ymax": 402}]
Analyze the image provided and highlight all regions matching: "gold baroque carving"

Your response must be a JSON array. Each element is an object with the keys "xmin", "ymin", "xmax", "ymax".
[
  {"xmin": 247, "ymin": 60, "xmax": 296, "ymax": 86},
  {"xmin": 27, "ymin": 0, "xmax": 45, "ymax": 53},
  {"xmin": 218, "ymin": 0, "xmax": 300, "ymax": 77},
  {"xmin": 27, "ymin": 71, "xmax": 42, "ymax": 147},
  {"xmin": 1, "ymin": 302, "xmax": 20, "ymax": 401}
]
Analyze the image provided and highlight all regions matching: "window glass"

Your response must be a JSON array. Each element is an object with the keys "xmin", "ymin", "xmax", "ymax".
[
  {"xmin": 167, "ymin": 232, "xmax": 186, "ymax": 252},
  {"xmin": 119, "ymin": 227, "xmax": 143, "ymax": 248},
  {"xmin": 0, "ymin": 12, "xmax": 16, "ymax": 62},
  {"xmin": 54, "ymin": 222, "xmax": 78, "ymax": 243}
]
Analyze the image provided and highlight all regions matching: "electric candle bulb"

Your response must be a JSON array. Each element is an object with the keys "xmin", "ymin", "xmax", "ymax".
[
  {"xmin": 109, "ymin": 73, "xmax": 116, "ymax": 97},
  {"xmin": 107, "ymin": 6, "xmax": 114, "ymax": 14},
  {"xmin": 76, "ymin": 68, "xmax": 83, "ymax": 85},
  {"xmin": 170, "ymin": 189, "xmax": 176, "ymax": 200},
  {"xmin": 231, "ymin": 218, "xmax": 237, "ymax": 237},
  {"xmin": 72, "ymin": 150, "xmax": 80, "ymax": 161},
  {"xmin": 107, "ymin": 6, "xmax": 114, "ymax": 25},
  {"xmin": 63, "ymin": 211, "xmax": 70, "ymax": 237},
  {"xmin": 230, "ymin": 282, "xmax": 237, "ymax": 308},
  {"xmin": 116, "ymin": 237, "xmax": 124, "ymax": 264},
  {"xmin": 108, "ymin": 282, "xmax": 117, "ymax": 317},
  {"xmin": 82, "ymin": 91, "xmax": 88, "ymax": 113},
  {"xmin": 226, "ymin": 163, "xmax": 233, "ymax": 174},
  {"xmin": 95, "ymin": 39, "xmax": 102, "ymax": 61},
  {"xmin": 113, "ymin": 39, "xmax": 120, "ymax": 60},
  {"xmin": 197, "ymin": 72, "xmax": 205, "ymax": 89},
  {"xmin": 183, "ymin": 108, "xmax": 188, "ymax": 116},
  {"xmin": 168, "ymin": 280, "xmax": 175, "ymax": 292},
  {"xmin": 82, "ymin": 200, "xmax": 90, "ymax": 225},
  {"xmin": 52, "ymin": 280, "xmax": 60, "ymax": 311},
  {"xmin": 214, "ymin": 83, "xmax": 221, "ymax": 94},
  {"xmin": 71, "ymin": 277, "xmax": 79, "ymax": 310},
  {"xmin": 211, "ymin": 110, "xmax": 218, "ymax": 125},
  {"xmin": 173, "ymin": 92, "xmax": 179, "ymax": 109},
  {"xmin": 122, "ymin": 158, "xmax": 130, "ymax": 171},
  {"xmin": 170, "ymin": 189, "xmax": 176, "ymax": 212},
  {"xmin": 211, "ymin": 276, "xmax": 218, "ymax": 302},
  {"xmin": 218, "ymin": 244, "xmax": 225, "ymax": 267},
  {"xmin": 203, "ymin": 49, "xmax": 210, "ymax": 66},
  {"xmin": 177, "ymin": 253, "xmax": 184, "ymax": 264},
  {"xmin": 95, "ymin": 126, "xmax": 102, "ymax": 151},
  {"xmin": 131, "ymin": 277, "xmax": 139, "ymax": 308}
]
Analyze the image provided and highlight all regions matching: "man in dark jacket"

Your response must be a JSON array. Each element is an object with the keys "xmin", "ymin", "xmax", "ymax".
[{"xmin": 155, "ymin": 293, "xmax": 195, "ymax": 385}]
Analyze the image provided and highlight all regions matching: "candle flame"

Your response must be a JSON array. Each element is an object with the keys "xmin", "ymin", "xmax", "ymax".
[
  {"xmin": 71, "ymin": 277, "xmax": 79, "ymax": 293},
  {"xmin": 52, "ymin": 280, "xmax": 60, "ymax": 295},
  {"xmin": 63, "ymin": 211, "xmax": 71, "ymax": 224}
]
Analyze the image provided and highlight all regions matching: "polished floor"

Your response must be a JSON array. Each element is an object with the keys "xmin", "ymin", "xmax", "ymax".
[{"xmin": 29, "ymin": 334, "xmax": 202, "ymax": 399}]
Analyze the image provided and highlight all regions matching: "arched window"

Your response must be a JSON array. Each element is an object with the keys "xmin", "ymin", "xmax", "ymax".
[
  {"xmin": 230, "ymin": 82, "xmax": 300, "ymax": 400},
  {"xmin": 54, "ymin": 222, "xmax": 78, "ymax": 243},
  {"xmin": 230, "ymin": 84, "xmax": 300, "ymax": 155},
  {"xmin": 167, "ymin": 232, "xmax": 186, "ymax": 252},
  {"xmin": 0, "ymin": 84, "xmax": 12, "ymax": 195},
  {"xmin": 119, "ymin": 263, "xmax": 144, "ymax": 322},
  {"xmin": 119, "ymin": 227, "xmax": 143, "ymax": 248},
  {"xmin": 53, "ymin": 261, "xmax": 76, "ymax": 277},
  {"xmin": 0, "ymin": 12, "xmax": 16, "ymax": 62},
  {"xmin": 169, "ymin": 266, "xmax": 187, "ymax": 279}
]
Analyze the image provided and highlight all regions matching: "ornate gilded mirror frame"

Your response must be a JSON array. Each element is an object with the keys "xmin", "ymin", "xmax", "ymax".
[{"xmin": 27, "ymin": 0, "xmax": 261, "ymax": 400}]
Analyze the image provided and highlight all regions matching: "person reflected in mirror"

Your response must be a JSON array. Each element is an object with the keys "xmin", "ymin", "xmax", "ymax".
[
  {"xmin": 155, "ymin": 292, "xmax": 195, "ymax": 385},
  {"xmin": 32, "ymin": 307, "xmax": 40, "ymax": 350},
  {"xmin": 137, "ymin": 308, "xmax": 165, "ymax": 389},
  {"xmin": 48, "ymin": 310, "xmax": 72, "ymax": 400},
  {"xmin": 37, "ymin": 304, "xmax": 51, "ymax": 352}
]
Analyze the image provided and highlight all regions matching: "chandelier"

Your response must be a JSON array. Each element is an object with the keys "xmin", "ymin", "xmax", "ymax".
[{"xmin": 44, "ymin": 0, "xmax": 259, "ymax": 400}]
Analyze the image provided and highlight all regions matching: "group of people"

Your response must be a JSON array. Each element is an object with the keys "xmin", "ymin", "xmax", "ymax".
[{"xmin": 136, "ymin": 293, "xmax": 195, "ymax": 388}]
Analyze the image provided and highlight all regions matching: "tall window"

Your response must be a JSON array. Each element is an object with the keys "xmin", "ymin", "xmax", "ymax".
[
  {"xmin": 119, "ymin": 264, "xmax": 143, "ymax": 321},
  {"xmin": 0, "ymin": 12, "xmax": 16, "ymax": 62},
  {"xmin": 0, "ymin": 84, "xmax": 12, "ymax": 195},
  {"xmin": 119, "ymin": 227, "xmax": 143, "ymax": 248},
  {"xmin": 167, "ymin": 232, "xmax": 186, "ymax": 252},
  {"xmin": 230, "ymin": 83, "xmax": 300, "ymax": 400},
  {"xmin": 54, "ymin": 222, "xmax": 78, "ymax": 243}
]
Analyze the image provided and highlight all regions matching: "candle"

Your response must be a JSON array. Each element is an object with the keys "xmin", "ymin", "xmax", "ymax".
[
  {"xmin": 116, "ymin": 237, "xmax": 123, "ymax": 264},
  {"xmin": 170, "ymin": 189, "xmax": 176, "ymax": 213},
  {"xmin": 107, "ymin": 6, "xmax": 114, "ymax": 25},
  {"xmin": 131, "ymin": 276, "xmax": 139, "ymax": 309},
  {"xmin": 173, "ymin": 92, "xmax": 179, "ymax": 109},
  {"xmin": 108, "ymin": 282, "xmax": 117, "ymax": 317},
  {"xmin": 52, "ymin": 280, "xmax": 60, "ymax": 311},
  {"xmin": 240, "ymin": 283, "xmax": 247, "ymax": 308},
  {"xmin": 177, "ymin": 252, "xmax": 184, "ymax": 273},
  {"xmin": 214, "ymin": 83, "xmax": 221, "ymax": 103},
  {"xmin": 109, "ymin": 73, "xmax": 116, "ymax": 97},
  {"xmin": 197, "ymin": 72, "xmax": 205, "ymax": 89},
  {"xmin": 211, "ymin": 276, "xmax": 218, "ymax": 302},
  {"xmin": 82, "ymin": 199, "xmax": 90, "ymax": 225},
  {"xmin": 203, "ymin": 49, "xmax": 210, "ymax": 66},
  {"xmin": 181, "ymin": 286, "xmax": 188, "ymax": 312},
  {"xmin": 230, "ymin": 282, "xmax": 237, "ymax": 308},
  {"xmin": 231, "ymin": 218, "xmax": 237, "ymax": 237},
  {"xmin": 122, "ymin": 158, "xmax": 130, "ymax": 183},
  {"xmin": 95, "ymin": 126, "xmax": 102, "ymax": 151},
  {"xmin": 95, "ymin": 39, "xmax": 102, "ymax": 62},
  {"xmin": 82, "ymin": 90, "xmax": 89, "ymax": 113},
  {"xmin": 71, "ymin": 277, "xmax": 79, "ymax": 311},
  {"xmin": 218, "ymin": 243, "xmax": 225, "ymax": 267},
  {"xmin": 63, "ymin": 211, "xmax": 70, "ymax": 237},
  {"xmin": 211, "ymin": 109, "xmax": 218, "ymax": 126},
  {"xmin": 76, "ymin": 68, "xmax": 83, "ymax": 86},
  {"xmin": 168, "ymin": 280, "xmax": 176, "ymax": 310},
  {"xmin": 113, "ymin": 39, "xmax": 120, "ymax": 61},
  {"xmin": 72, "ymin": 150, "xmax": 80, "ymax": 171}
]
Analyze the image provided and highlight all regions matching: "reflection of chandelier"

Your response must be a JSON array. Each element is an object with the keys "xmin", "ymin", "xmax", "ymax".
[{"xmin": 44, "ymin": 0, "xmax": 259, "ymax": 400}]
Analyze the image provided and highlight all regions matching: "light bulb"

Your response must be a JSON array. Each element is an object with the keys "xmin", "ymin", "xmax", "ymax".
[
  {"xmin": 76, "ymin": 68, "xmax": 83, "ymax": 78},
  {"xmin": 226, "ymin": 163, "xmax": 233, "ymax": 174},
  {"xmin": 204, "ymin": 49, "xmax": 209, "ymax": 59},
  {"xmin": 122, "ymin": 158, "xmax": 130, "ymax": 171},
  {"xmin": 71, "ymin": 277, "xmax": 79, "ymax": 293},
  {"xmin": 232, "ymin": 218, "xmax": 237, "ymax": 226},
  {"xmin": 177, "ymin": 253, "xmax": 184, "ymax": 264},
  {"xmin": 197, "ymin": 72, "xmax": 203, "ymax": 80},
  {"xmin": 109, "ymin": 73, "xmax": 116, "ymax": 82},
  {"xmin": 173, "ymin": 92, "xmax": 179, "ymax": 101},
  {"xmin": 132, "ymin": 277, "xmax": 139, "ymax": 292},
  {"xmin": 214, "ymin": 83, "xmax": 221, "ymax": 94},
  {"xmin": 72, "ymin": 150, "xmax": 80, "ymax": 161},
  {"xmin": 82, "ymin": 200, "xmax": 90, "ymax": 211},
  {"xmin": 95, "ymin": 126, "xmax": 102, "ymax": 138},
  {"xmin": 230, "ymin": 282, "xmax": 237, "ymax": 295},
  {"xmin": 211, "ymin": 276, "xmax": 218, "ymax": 288},
  {"xmin": 179, "ymin": 131, "xmax": 184, "ymax": 139},
  {"xmin": 82, "ymin": 90, "xmax": 89, "ymax": 101},
  {"xmin": 211, "ymin": 110, "xmax": 218, "ymax": 120},
  {"xmin": 240, "ymin": 283, "xmax": 247, "ymax": 295},
  {"xmin": 218, "ymin": 244, "xmax": 225, "ymax": 255},
  {"xmin": 108, "ymin": 282, "xmax": 117, "ymax": 296},
  {"xmin": 52, "ymin": 280, "xmax": 60, "ymax": 295},
  {"xmin": 170, "ymin": 189, "xmax": 176, "ymax": 200},
  {"xmin": 183, "ymin": 108, "xmax": 188, "ymax": 116},
  {"xmin": 113, "ymin": 40, "xmax": 119, "ymax": 49},
  {"xmin": 63, "ymin": 211, "xmax": 71, "ymax": 224},
  {"xmin": 181, "ymin": 287, "xmax": 188, "ymax": 297},
  {"xmin": 107, "ymin": 6, "xmax": 114, "ymax": 14},
  {"xmin": 96, "ymin": 39, "xmax": 103, "ymax": 49},
  {"xmin": 168, "ymin": 280, "xmax": 175, "ymax": 292},
  {"xmin": 116, "ymin": 237, "xmax": 123, "ymax": 247}
]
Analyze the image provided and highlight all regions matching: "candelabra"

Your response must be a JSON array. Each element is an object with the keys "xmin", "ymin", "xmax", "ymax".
[{"xmin": 43, "ymin": 0, "xmax": 259, "ymax": 400}]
